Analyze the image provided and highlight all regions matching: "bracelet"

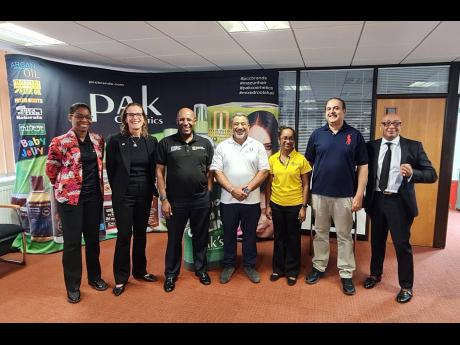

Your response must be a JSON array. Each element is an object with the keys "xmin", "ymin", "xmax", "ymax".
[{"xmin": 302, "ymin": 203, "xmax": 308, "ymax": 208}]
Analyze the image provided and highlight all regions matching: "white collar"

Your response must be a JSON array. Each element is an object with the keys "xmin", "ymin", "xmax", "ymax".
[{"xmin": 381, "ymin": 135, "xmax": 400, "ymax": 147}]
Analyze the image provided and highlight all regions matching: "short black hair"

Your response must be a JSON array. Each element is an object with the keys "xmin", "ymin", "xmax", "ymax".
[
  {"xmin": 278, "ymin": 126, "xmax": 296, "ymax": 141},
  {"xmin": 69, "ymin": 102, "xmax": 91, "ymax": 114},
  {"xmin": 325, "ymin": 97, "xmax": 346, "ymax": 111}
]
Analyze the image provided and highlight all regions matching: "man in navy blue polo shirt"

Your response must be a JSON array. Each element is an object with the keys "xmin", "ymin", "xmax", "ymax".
[{"xmin": 304, "ymin": 97, "xmax": 368, "ymax": 295}]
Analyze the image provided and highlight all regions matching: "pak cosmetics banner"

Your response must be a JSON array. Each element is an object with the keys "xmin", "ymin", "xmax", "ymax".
[{"xmin": 6, "ymin": 54, "xmax": 279, "ymax": 266}]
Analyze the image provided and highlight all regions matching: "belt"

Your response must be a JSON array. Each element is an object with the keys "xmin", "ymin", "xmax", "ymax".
[{"xmin": 378, "ymin": 191, "xmax": 400, "ymax": 198}]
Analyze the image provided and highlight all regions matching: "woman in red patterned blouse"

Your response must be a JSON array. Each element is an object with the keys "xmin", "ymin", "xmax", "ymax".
[{"xmin": 46, "ymin": 102, "xmax": 109, "ymax": 304}]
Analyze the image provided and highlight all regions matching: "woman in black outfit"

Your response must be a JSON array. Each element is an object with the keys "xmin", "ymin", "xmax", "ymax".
[{"xmin": 106, "ymin": 102, "xmax": 159, "ymax": 296}]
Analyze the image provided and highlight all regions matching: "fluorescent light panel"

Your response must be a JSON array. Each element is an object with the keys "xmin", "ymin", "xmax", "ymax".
[
  {"xmin": 0, "ymin": 23, "xmax": 65, "ymax": 46},
  {"xmin": 219, "ymin": 21, "xmax": 290, "ymax": 33}
]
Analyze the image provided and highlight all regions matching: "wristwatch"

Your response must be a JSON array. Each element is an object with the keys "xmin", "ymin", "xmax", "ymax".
[
  {"xmin": 159, "ymin": 195, "xmax": 168, "ymax": 202},
  {"xmin": 242, "ymin": 186, "xmax": 250, "ymax": 194},
  {"xmin": 302, "ymin": 203, "xmax": 308, "ymax": 208}
]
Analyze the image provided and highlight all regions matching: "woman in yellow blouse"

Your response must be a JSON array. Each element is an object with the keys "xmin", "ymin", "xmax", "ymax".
[{"xmin": 266, "ymin": 126, "xmax": 312, "ymax": 286}]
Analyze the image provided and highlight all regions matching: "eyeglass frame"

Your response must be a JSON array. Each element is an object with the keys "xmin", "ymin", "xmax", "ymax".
[
  {"xmin": 381, "ymin": 121, "xmax": 402, "ymax": 127},
  {"xmin": 126, "ymin": 113, "xmax": 144, "ymax": 118},
  {"xmin": 71, "ymin": 112, "xmax": 92, "ymax": 121}
]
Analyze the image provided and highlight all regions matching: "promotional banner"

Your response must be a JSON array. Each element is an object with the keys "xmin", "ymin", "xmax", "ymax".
[{"xmin": 6, "ymin": 54, "xmax": 279, "ymax": 269}]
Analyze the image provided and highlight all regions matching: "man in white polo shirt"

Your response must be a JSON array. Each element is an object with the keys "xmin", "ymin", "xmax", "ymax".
[{"xmin": 211, "ymin": 114, "xmax": 269, "ymax": 284}]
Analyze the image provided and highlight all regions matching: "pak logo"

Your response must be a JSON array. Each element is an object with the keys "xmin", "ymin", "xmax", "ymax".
[{"xmin": 170, "ymin": 146, "xmax": 182, "ymax": 152}]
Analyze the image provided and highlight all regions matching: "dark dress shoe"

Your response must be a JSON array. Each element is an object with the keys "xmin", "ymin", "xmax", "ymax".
[
  {"xmin": 396, "ymin": 289, "xmax": 413, "ymax": 303},
  {"xmin": 133, "ymin": 273, "xmax": 158, "ymax": 282},
  {"xmin": 164, "ymin": 276, "xmax": 177, "ymax": 293},
  {"xmin": 270, "ymin": 272, "xmax": 284, "ymax": 282},
  {"xmin": 341, "ymin": 278, "xmax": 356, "ymax": 295},
  {"xmin": 287, "ymin": 277, "xmax": 297, "ymax": 286},
  {"xmin": 113, "ymin": 285, "xmax": 125, "ymax": 297},
  {"xmin": 305, "ymin": 268, "xmax": 324, "ymax": 285},
  {"xmin": 89, "ymin": 278, "xmax": 109, "ymax": 291},
  {"xmin": 363, "ymin": 276, "xmax": 381, "ymax": 289},
  {"xmin": 67, "ymin": 290, "xmax": 81, "ymax": 304},
  {"xmin": 195, "ymin": 272, "xmax": 211, "ymax": 285}
]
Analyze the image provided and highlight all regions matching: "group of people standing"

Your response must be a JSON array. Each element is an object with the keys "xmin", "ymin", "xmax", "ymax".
[{"xmin": 46, "ymin": 97, "xmax": 437, "ymax": 305}]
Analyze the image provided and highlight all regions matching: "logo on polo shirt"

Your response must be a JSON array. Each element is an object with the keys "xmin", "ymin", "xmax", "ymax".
[
  {"xmin": 346, "ymin": 134, "xmax": 352, "ymax": 145},
  {"xmin": 191, "ymin": 146, "xmax": 205, "ymax": 150},
  {"xmin": 171, "ymin": 145, "xmax": 181, "ymax": 152}
]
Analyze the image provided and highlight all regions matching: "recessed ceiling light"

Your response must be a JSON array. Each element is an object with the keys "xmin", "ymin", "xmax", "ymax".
[
  {"xmin": 265, "ymin": 21, "xmax": 290, "ymax": 30},
  {"xmin": 0, "ymin": 23, "xmax": 65, "ymax": 46},
  {"xmin": 219, "ymin": 21, "xmax": 290, "ymax": 33},
  {"xmin": 242, "ymin": 21, "xmax": 268, "ymax": 31}
]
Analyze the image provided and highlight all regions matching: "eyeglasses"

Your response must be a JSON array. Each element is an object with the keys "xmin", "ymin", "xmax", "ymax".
[
  {"xmin": 381, "ymin": 121, "xmax": 402, "ymax": 127},
  {"xmin": 72, "ymin": 113, "xmax": 92, "ymax": 121},
  {"xmin": 280, "ymin": 136, "xmax": 295, "ymax": 142},
  {"xmin": 126, "ymin": 113, "xmax": 143, "ymax": 118}
]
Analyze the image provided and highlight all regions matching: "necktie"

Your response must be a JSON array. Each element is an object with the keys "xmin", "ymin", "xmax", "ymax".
[{"xmin": 379, "ymin": 142, "xmax": 392, "ymax": 192}]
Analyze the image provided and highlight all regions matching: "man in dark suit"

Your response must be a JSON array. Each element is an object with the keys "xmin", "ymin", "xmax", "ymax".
[{"xmin": 363, "ymin": 113, "xmax": 437, "ymax": 303}]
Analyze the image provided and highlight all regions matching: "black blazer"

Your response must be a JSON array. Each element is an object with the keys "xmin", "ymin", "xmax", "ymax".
[
  {"xmin": 364, "ymin": 136, "xmax": 437, "ymax": 218},
  {"xmin": 105, "ymin": 133, "xmax": 158, "ymax": 203}
]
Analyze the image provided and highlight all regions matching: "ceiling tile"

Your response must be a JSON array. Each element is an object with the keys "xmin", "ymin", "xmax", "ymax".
[
  {"xmin": 121, "ymin": 37, "xmax": 192, "ymax": 56},
  {"xmin": 72, "ymin": 40, "xmax": 146, "ymax": 59},
  {"xmin": 250, "ymin": 50, "xmax": 304, "ymax": 66},
  {"xmin": 183, "ymin": 66, "xmax": 221, "ymax": 72},
  {"xmin": 353, "ymin": 44, "xmax": 415, "ymax": 64},
  {"xmin": 231, "ymin": 30, "xmax": 297, "ymax": 52},
  {"xmin": 76, "ymin": 21, "xmax": 164, "ymax": 40},
  {"xmin": 11, "ymin": 21, "xmax": 111, "ymax": 44},
  {"xmin": 295, "ymin": 25, "xmax": 362, "ymax": 49},
  {"xmin": 404, "ymin": 21, "xmax": 460, "ymax": 61},
  {"xmin": 220, "ymin": 65, "xmax": 263, "ymax": 71},
  {"xmin": 202, "ymin": 52, "xmax": 256, "ymax": 65},
  {"xmin": 301, "ymin": 46, "xmax": 355, "ymax": 66},
  {"xmin": 173, "ymin": 35, "xmax": 241, "ymax": 54},
  {"xmin": 290, "ymin": 21, "xmax": 363, "ymax": 29},
  {"xmin": 359, "ymin": 21, "xmax": 439, "ymax": 46},
  {"xmin": 157, "ymin": 53, "xmax": 216, "ymax": 68},
  {"xmin": 146, "ymin": 21, "xmax": 225, "ymax": 37}
]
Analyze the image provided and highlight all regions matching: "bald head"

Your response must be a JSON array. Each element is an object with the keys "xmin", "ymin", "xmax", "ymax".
[
  {"xmin": 381, "ymin": 113, "xmax": 402, "ymax": 141},
  {"xmin": 177, "ymin": 107, "xmax": 195, "ymax": 120},
  {"xmin": 176, "ymin": 107, "xmax": 196, "ymax": 137}
]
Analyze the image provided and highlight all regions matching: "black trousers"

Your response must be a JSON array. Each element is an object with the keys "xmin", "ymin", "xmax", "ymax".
[
  {"xmin": 165, "ymin": 192, "xmax": 211, "ymax": 277},
  {"xmin": 58, "ymin": 196, "xmax": 103, "ymax": 292},
  {"xmin": 270, "ymin": 201, "xmax": 302, "ymax": 278},
  {"xmin": 112, "ymin": 185, "xmax": 153, "ymax": 285},
  {"xmin": 220, "ymin": 203, "xmax": 261, "ymax": 268},
  {"xmin": 369, "ymin": 192, "xmax": 414, "ymax": 289}
]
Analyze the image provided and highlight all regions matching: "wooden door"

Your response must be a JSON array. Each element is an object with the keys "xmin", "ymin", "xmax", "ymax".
[{"xmin": 374, "ymin": 98, "xmax": 445, "ymax": 247}]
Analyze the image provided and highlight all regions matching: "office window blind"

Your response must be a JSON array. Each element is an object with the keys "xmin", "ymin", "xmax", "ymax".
[
  {"xmin": 377, "ymin": 65, "xmax": 449, "ymax": 95},
  {"xmin": 297, "ymin": 69, "xmax": 373, "ymax": 154},
  {"xmin": 278, "ymin": 71, "xmax": 297, "ymax": 130}
]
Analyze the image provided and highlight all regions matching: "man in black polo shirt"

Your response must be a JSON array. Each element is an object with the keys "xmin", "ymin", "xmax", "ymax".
[
  {"xmin": 304, "ymin": 97, "xmax": 368, "ymax": 295},
  {"xmin": 156, "ymin": 107, "xmax": 214, "ymax": 293}
]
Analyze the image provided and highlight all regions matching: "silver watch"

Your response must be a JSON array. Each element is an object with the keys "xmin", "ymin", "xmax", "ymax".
[{"xmin": 159, "ymin": 195, "xmax": 167, "ymax": 202}]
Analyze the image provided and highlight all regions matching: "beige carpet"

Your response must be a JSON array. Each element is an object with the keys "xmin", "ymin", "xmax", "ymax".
[{"xmin": 1, "ymin": 210, "xmax": 460, "ymax": 323}]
